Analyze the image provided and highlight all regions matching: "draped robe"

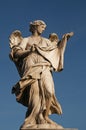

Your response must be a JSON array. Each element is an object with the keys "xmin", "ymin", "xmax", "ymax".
[{"xmin": 10, "ymin": 37, "xmax": 67, "ymax": 121}]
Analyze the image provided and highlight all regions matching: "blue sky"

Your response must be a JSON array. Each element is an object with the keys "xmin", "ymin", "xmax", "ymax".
[{"xmin": 0, "ymin": 0, "xmax": 86, "ymax": 130}]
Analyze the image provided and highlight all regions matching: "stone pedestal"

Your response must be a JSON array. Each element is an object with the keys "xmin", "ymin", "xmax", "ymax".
[
  {"xmin": 20, "ymin": 123, "xmax": 78, "ymax": 130},
  {"xmin": 21, "ymin": 128, "xmax": 78, "ymax": 130}
]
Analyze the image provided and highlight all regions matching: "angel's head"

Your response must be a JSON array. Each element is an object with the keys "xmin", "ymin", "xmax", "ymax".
[
  {"xmin": 9, "ymin": 30, "xmax": 23, "ymax": 48},
  {"xmin": 29, "ymin": 20, "xmax": 46, "ymax": 34}
]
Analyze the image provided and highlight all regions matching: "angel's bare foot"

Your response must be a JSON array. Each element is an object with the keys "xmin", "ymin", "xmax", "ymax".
[{"xmin": 37, "ymin": 113, "xmax": 46, "ymax": 124}]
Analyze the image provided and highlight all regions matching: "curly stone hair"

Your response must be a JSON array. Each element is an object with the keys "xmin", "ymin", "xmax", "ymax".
[{"xmin": 29, "ymin": 20, "xmax": 46, "ymax": 33}]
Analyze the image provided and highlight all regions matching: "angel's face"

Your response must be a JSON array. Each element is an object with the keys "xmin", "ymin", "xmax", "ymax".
[{"xmin": 36, "ymin": 24, "xmax": 46, "ymax": 34}]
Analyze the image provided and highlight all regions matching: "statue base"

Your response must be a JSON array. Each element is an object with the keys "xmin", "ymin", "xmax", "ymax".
[
  {"xmin": 21, "ymin": 128, "xmax": 78, "ymax": 130},
  {"xmin": 20, "ymin": 122, "xmax": 78, "ymax": 130},
  {"xmin": 20, "ymin": 124, "xmax": 78, "ymax": 130}
]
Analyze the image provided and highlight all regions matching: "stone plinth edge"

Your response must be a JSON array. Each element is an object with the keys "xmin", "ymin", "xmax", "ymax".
[{"xmin": 21, "ymin": 128, "xmax": 78, "ymax": 130}]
